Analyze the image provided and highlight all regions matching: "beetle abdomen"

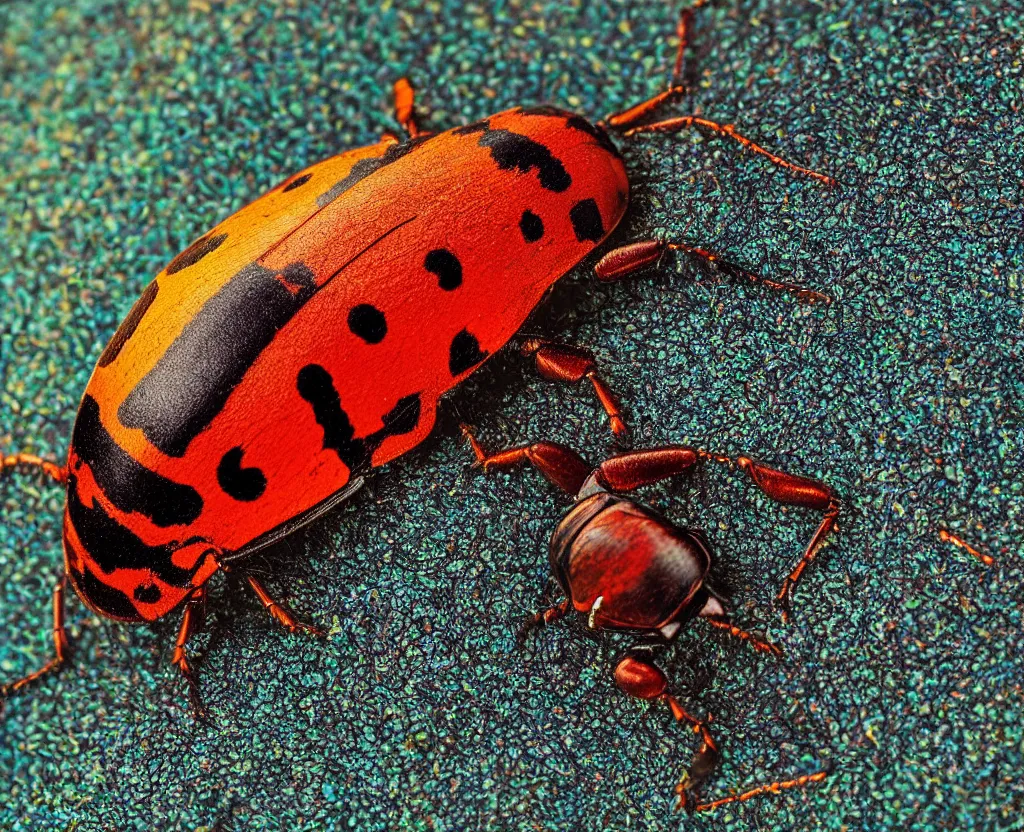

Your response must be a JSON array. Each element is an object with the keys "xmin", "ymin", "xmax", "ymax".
[{"xmin": 66, "ymin": 106, "xmax": 628, "ymax": 622}]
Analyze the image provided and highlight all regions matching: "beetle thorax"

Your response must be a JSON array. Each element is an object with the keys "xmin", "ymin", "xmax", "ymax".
[{"xmin": 548, "ymin": 493, "xmax": 711, "ymax": 634}]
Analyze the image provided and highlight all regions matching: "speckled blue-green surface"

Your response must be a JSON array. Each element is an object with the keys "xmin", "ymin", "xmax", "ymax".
[{"xmin": 1, "ymin": 1, "xmax": 1021, "ymax": 830}]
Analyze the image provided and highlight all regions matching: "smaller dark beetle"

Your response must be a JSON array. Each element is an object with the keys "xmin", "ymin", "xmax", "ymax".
[{"xmin": 462, "ymin": 428, "xmax": 838, "ymax": 812}]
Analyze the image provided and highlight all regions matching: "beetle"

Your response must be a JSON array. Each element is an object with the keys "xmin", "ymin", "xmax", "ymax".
[
  {"xmin": 1, "ymin": 5, "xmax": 835, "ymax": 704},
  {"xmin": 460, "ymin": 426, "xmax": 839, "ymax": 811}
]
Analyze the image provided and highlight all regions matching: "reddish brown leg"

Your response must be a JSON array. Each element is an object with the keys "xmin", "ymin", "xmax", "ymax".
[
  {"xmin": 518, "ymin": 598, "xmax": 571, "ymax": 643},
  {"xmin": 701, "ymin": 616, "xmax": 781, "ymax": 657},
  {"xmin": 2, "ymin": 577, "xmax": 70, "ymax": 695},
  {"xmin": 594, "ymin": 239, "xmax": 831, "ymax": 304},
  {"xmin": 245, "ymin": 575, "xmax": 325, "ymax": 637},
  {"xmin": 939, "ymin": 529, "xmax": 995, "ymax": 567},
  {"xmin": 595, "ymin": 446, "xmax": 701, "ymax": 492},
  {"xmin": 0, "ymin": 452, "xmax": 67, "ymax": 485},
  {"xmin": 521, "ymin": 339, "xmax": 627, "ymax": 439},
  {"xmin": 614, "ymin": 654, "xmax": 720, "ymax": 811},
  {"xmin": 171, "ymin": 590, "xmax": 207, "ymax": 714},
  {"xmin": 603, "ymin": 0, "xmax": 708, "ymax": 128},
  {"xmin": 625, "ymin": 115, "xmax": 836, "ymax": 187},
  {"xmin": 694, "ymin": 769, "xmax": 830, "ymax": 812},
  {"xmin": 461, "ymin": 425, "xmax": 592, "ymax": 495},
  {"xmin": 672, "ymin": 0, "xmax": 707, "ymax": 87},
  {"xmin": 392, "ymin": 76, "xmax": 421, "ymax": 138},
  {"xmin": 727, "ymin": 456, "xmax": 840, "ymax": 622},
  {"xmin": 2, "ymin": 454, "xmax": 71, "ymax": 696},
  {"xmin": 614, "ymin": 654, "xmax": 828, "ymax": 813},
  {"xmin": 605, "ymin": 86, "xmax": 688, "ymax": 130}
]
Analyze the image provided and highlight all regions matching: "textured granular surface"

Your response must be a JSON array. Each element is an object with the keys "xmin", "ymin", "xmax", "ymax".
[{"xmin": 1, "ymin": 1, "xmax": 1021, "ymax": 830}]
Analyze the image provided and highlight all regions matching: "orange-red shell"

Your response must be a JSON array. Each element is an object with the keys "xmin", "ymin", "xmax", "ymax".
[{"xmin": 62, "ymin": 106, "xmax": 629, "ymax": 622}]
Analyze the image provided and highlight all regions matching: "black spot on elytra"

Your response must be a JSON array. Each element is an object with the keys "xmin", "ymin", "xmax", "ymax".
[
  {"xmin": 449, "ymin": 329, "xmax": 489, "ymax": 376},
  {"xmin": 425, "ymin": 249, "xmax": 462, "ymax": 290},
  {"xmin": 348, "ymin": 304, "xmax": 387, "ymax": 344},
  {"xmin": 134, "ymin": 583, "xmax": 162, "ymax": 604},
  {"xmin": 166, "ymin": 233, "xmax": 227, "ymax": 275},
  {"xmin": 317, "ymin": 135, "xmax": 430, "ymax": 207},
  {"xmin": 72, "ymin": 395, "xmax": 203, "ymax": 527},
  {"xmin": 515, "ymin": 107, "xmax": 622, "ymax": 158},
  {"xmin": 97, "ymin": 280, "xmax": 159, "ymax": 367},
  {"xmin": 519, "ymin": 210, "xmax": 544, "ymax": 242},
  {"xmin": 278, "ymin": 262, "xmax": 317, "ymax": 295},
  {"xmin": 217, "ymin": 447, "xmax": 267, "ymax": 502},
  {"xmin": 570, "ymin": 198, "xmax": 605, "ymax": 242},
  {"xmin": 282, "ymin": 173, "xmax": 312, "ymax": 192},
  {"xmin": 65, "ymin": 555, "xmax": 142, "ymax": 621},
  {"xmin": 453, "ymin": 118, "xmax": 490, "ymax": 135},
  {"xmin": 298, "ymin": 364, "xmax": 422, "ymax": 472},
  {"xmin": 517, "ymin": 105, "xmax": 571, "ymax": 118},
  {"xmin": 65, "ymin": 472, "xmax": 195, "ymax": 589},
  {"xmin": 119, "ymin": 262, "xmax": 317, "ymax": 458},
  {"xmin": 477, "ymin": 130, "xmax": 571, "ymax": 192},
  {"xmin": 297, "ymin": 365, "xmax": 366, "ymax": 470},
  {"xmin": 565, "ymin": 114, "xmax": 622, "ymax": 158},
  {"xmin": 378, "ymin": 393, "xmax": 422, "ymax": 437}
]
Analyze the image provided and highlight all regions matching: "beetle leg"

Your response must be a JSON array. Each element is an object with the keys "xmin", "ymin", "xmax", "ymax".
[
  {"xmin": 594, "ymin": 239, "xmax": 831, "ymax": 304},
  {"xmin": 393, "ymin": 77, "xmax": 421, "ymax": 138},
  {"xmin": 244, "ymin": 575, "xmax": 326, "ymax": 638},
  {"xmin": 518, "ymin": 598, "xmax": 571, "ymax": 643},
  {"xmin": 667, "ymin": 242, "xmax": 832, "ymax": 304},
  {"xmin": 595, "ymin": 446, "xmax": 700, "ymax": 492},
  {"xmin": 625, "ymin": 115, "xmax": 836, "ymax": 186},
  {"xmin": 171, "ymin": 590, "xmax": 207, "ymax": 716},
  {"xmin": 461, "ymin": 425, "xmax": 591, "ymax": 495},
  {"xmin": 693, "ymin": 769, "xmax": 830, "ymax": 812},
  {"xmin": 3, "ymin": 576, "xmax": 70, "ymax": 696},
  {"xmin": 706, "ymin": 455, "xmax": 840, "ymax": 622},
  {"xmin": 604, "ymin": 85, "xmax": 688, "ymax": 130},
  {"xmin": 520, "ymin": 339, "xmax": 628, "ymax": 440},
  {"xmin": 613, "ymin": 654, "xmax": 720, "ymax": 811},
  {"xmin": 671, "ymin": 1, "xmax": 706, "ymax": 89},
  {"xmin": 0, "ymin": 451, "xmax": 67, "ymax": 485},
  {"xmin": 701, "ymin": 615, "xmax": 782, "ymax": 657},
  {"xmin": 602, "ymin": 1, "xmax": 706, "ymax": 128}
]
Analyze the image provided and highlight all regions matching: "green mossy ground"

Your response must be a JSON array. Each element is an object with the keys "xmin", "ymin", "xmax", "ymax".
[{"xmin": 1, "ymin": 1, "xmax": 1021, "ymax": 830}]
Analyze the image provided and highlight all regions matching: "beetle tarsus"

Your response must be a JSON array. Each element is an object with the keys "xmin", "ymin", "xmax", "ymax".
[
  {"xmin": 0, "ymin": 451, "xmax": 69, "ymax": 695},
  {"xmin": 246, "ymin": 575, "xmax": 325, "ymax": 637},
  {"xmin": 674, "ymin": 737, "xmax": 721, "ymax": 813},
  {"xmin": 672, "ymin": 0, "xmax": 709, "ymax": 89},
  {"xmin": 702, "ymin": 615, "xmax": 782, "ymax": 657},
  {"xmin": 667, "ymin": 243, "xmax": 833, "ymax": 304},
  {"xmin": 693, "ymin": 769, "xmax": 830, "ymax": 812},
  {"xmin": 170, "ymin": 591, "xmax": 207, "ymax": 713},
  {"xmin": 2, "ymin": 577, "xmax": 70, "ymax": 696},
  {"xmin": 518, "ymin": 599, "xmax": 571, "ymax": 644},
  {"xmin": 939, "ymin": 528, "xmax": 995, "ymax": 567}
]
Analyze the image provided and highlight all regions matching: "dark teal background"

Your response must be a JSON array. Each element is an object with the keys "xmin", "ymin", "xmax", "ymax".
[{"xmin": 1, "ymin": 1, "xmax": 1021, "ymax": 830}]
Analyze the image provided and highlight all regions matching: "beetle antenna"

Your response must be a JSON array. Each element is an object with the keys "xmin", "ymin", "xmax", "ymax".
[
  {"xmin": 594, "ymin": 240, "xmax": 833, "ymax": 305},
  {"xmin": 671, "ymin": 0, "xmax": 707, "ymax": 89},
  {"xmin": 625, "ymin": 117, "xmax": 837, "ymax": 188},
  {"xmin": 601, "ymin": 2, "xmax": 836, "ymax": 188}
]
